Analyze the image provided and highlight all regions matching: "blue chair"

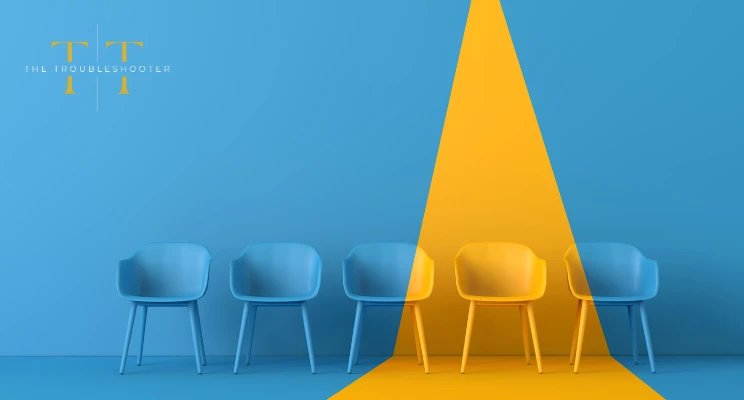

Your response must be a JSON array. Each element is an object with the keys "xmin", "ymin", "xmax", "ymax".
[
  {"xmin": 230, "ymin": 243, "xmax": 322, "ymax": 374},
  {"xmin": 117, "ymin": 243, "xmax": 212, "ymax": 375},
  {"xmin": 343, "ymin": 243, "xmax": 434, "ymax": 374},
  {"xmin": 564, "ymin": 242, "xmax": 659, "ymax": 373}
]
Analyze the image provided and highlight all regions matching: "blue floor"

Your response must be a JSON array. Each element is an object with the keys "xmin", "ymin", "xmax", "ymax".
[
  {"xmin": 1, "ymin": 356, "xmax": 742, "ymax": 399},
  {"xmin": 616, "ymin": 356, "xmax": 744, "ymax": 398},
  {"xmin": 0, "ymin": 356, "xmax": 385, "ymax": 400}
]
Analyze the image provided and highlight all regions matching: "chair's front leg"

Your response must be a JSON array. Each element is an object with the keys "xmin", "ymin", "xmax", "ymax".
[
  {"xmin": 526, "ymin": 302, "xmax": 543, "ymax": 374},
  {"xmin": 234, "ymin": 302, "xmax": 250, "ymax": 374},
  {"xmin": 639, "ymin": 301, "xmax": 656, "ymax": 373},
  {"xmin": 137, "ymin": 306, "xmax": 148, "ymax": 366},
  {"xmin": 301, "ymin": 302, "xmax": 316, "ymax": 374},
  {"xmin": 412, "ymin": 302, "xmax": 429, "ymax": 374},
  {"xmin": 353, "ymin": 304, "xmax": 366, "ymax": 365},
  {"xmin": 245, "ymin": 304, "xmax": 257, "ymax": 366},
  {"xmin": 574, "ymin": 300, "xmax": 589, "ymax": 374},
  {"xmin": 411, "ymin": 305, "xmax": 422, "ymax": 365},
  {"xmin": 187, "ymin": 301, "xmax": 203, "ymax": 374},
  {"xmin": 461, "ymin": 300, "xmax": 476, "ymax": 374},
  {"xmin": 569, "ymin": 300, "xmax": 582, "ymax": 365},
  {"xmin": 347, "ymin": 301, "xmax": 364, "ymax": 374},
  {"xmin": 119, "ymin": 302, "xmax": 138, "ymax": 375},
  {"xmin": 628, "ymin": 304, "xmax": 638, "ymax": 365},
  {"xmin": 519, "ymin": 305, "xmax": 531, "ymax": 365}
]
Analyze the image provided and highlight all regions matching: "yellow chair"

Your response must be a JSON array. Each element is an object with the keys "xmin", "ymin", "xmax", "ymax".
[{"xmin": 455, "ymin": 242, "xmax": 547, "ymax": 374}]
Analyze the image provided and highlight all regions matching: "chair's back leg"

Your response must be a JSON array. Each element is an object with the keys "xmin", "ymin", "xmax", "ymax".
[
  {"xmin": 137, "ymin": 306, "xmax": 148, "ymax": 366},
  {"xmin": 628, "ymin": 304, "xmax": 638, "ymax": 365}
]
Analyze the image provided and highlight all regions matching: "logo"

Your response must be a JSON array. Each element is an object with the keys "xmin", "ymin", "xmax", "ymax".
[{"xmin": 25, "ymin": 25, "xmax": 170, "ymax": 111}]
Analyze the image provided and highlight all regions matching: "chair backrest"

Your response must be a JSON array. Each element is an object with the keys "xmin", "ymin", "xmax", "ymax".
[
  {"xmin": 342, "ymin": 243, "xmax": 434, "ymax": 299},
  {"xmin": 455, "ymin": 242, "xmax": 546, "ymax": 298},
  {"xmin": 564, "ymin": 242, "xmax": 658, "ymax": 298},
  {"xmin": 129, "ymin": 243, "xmax": 212, "ymax": 298},
  {"xmin": 231, "ymin": 243, "xmax": 322, "ymax": 299}
]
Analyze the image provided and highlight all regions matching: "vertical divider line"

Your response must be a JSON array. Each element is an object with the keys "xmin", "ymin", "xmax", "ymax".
[{"xmin": 96, "ymin": 24, "xmax": 99, "ymax": 111}]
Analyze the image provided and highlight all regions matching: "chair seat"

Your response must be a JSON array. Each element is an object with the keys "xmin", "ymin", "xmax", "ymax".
[
  {"xmin": 233, "ymin": 294, "xmax": 314, "ymax": 303},
  {"xmin": 573, "ymin": 294, "xmax": 653, "ymax": 303},
  {"xmin": 346, "ymin": 294, "xmax": 427, "ymax": 303},
  {"xmin": 120, "ymin": 294, "xmax": 202, "ymax": 303},
  {"xmin": 460, "ymin": 294, "xmax": 542, "ymax": 303}
]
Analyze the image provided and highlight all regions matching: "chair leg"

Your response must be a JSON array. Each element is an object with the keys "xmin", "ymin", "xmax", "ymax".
[
  {"xmin": 347, "ymin": 301, "xmax": 364, "ymax": 374},
  {"xmin": 353, "ymin": 304, "xmax": 366, "ymax": 365},
  {"xmin": 526, "ymin": 302, "xmax": 543, "ymax": 374},
  {"xmin": 461, "ymin": 300, "xmax": 476, "ymax": 374},
  {"xmin": 194, "ymin": 302, "xmax": 206, "ymax": 366},
  {"xmin": 234, "ymin": 302, "xmax": 250, "ymax": 374},
  {"xmin": 136, "ymin": 306, "xmax": 148, "ymax": 366},
  {"xmin": 569, "ymin": 300, "xmax": 582, "ymax": 365},
  {"xmin": 628, "ymin": 304, "xmax": 638, "ymax": 365},
  {"xmin": 188, "ymin": 301, "xmax": 203, "ymax": 375},
  {"xmin": 412, "ymin": 303, "xmax": 430, "ymax": 374},
  {"xmin": 519, "ymin": 305, "xmax": 530, "ymax": 365},
  {"xmin": 244, "ymin": 304, "xmax": 257, "ymax": 366},
  {"xmin": 119, "ymin": 302, "xmax": 137, "ymax": 375},
  {"xmin": 574, "ymin": 300, "xmax": 589, "ymax": 374},
  {"xmin": 639, "ymin": 301, "xmax": 656, "ymax": 374},
  {"xmin": 411, "ymin": 305, "xmax": 423, "ymax": 365},
  {"xmin": 301, "ymin": 302, "xmax": 316, "ymax": 374}
]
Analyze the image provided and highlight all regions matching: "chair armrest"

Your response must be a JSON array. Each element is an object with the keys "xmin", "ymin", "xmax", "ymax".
[
  {"xmin": 229, "ymin": 259, "xmax": 249, "ymax": 297},
  {"xmin": 341, "ymin": 258, "xmax": 358, "ymax": 298},
  {"xmin": 640, "ymin": 258, "xmax": 659, "ymax": 299},
  {"xmin": 117, "ymin": 259, "xmax": 139, "ymax": 298}
]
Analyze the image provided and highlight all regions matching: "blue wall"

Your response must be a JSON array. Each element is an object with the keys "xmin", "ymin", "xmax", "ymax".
[
  {"xmin": 503, "ymin": 0, "xmax": 744, "ymax": 355},
  {"xmin": 4, "ymin": 0, "xmax": 741, "ymax": 358},
  {"xmin": 0, "ymin": 0, "xmax": 470, "ymax": 356}
]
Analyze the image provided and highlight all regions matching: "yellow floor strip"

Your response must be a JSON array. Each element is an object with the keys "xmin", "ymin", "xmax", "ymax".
[
  {"xmin": 332, "ymin": 0, "xmax": 662, "ymax": 397},
  {"xmin": 332, "ymin": 357, "xmax": 661, "ymax": 399}
]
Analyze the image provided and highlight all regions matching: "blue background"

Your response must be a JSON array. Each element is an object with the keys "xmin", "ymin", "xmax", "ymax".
[
  {"xmin": 503, "ymin": 0, "xmax": 744, "ymax": 355},
  {"xmin": 2, "ymin": 0, "xmax": 743, "ymax": 362},
  {"xmin": 0, "ymin": 0, "xmax": 469, "ymax": 356}
]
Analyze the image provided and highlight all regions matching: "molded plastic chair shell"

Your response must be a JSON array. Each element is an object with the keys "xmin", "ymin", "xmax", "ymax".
[
  {"xmin": 564, "ymin": 242, "xmax": 659, "ymax": 302},
  {"xmin": 230, "ymin": 242, "xmax": 322, "ymax": 302},
  {"xmin": 455, "ymin": 242, "xmax": 547, "ymax": 302},
  {"xmin": 117, "ymin": 242, "xmax": 212, "ymax": 303},
  {"xmin": 117, "ymin": 242, "xmax": 212, "ymax": 375},
  {"xmin": 342, "ymin": 242, "xmax": 434, "ymax": 302},
  {"xmin": 230, "ymin": 242, "xmax": 322, "ymax": 375},
  {"xmin": 564, "ymin": 242, "xmax": 659, "ymax": 374}
]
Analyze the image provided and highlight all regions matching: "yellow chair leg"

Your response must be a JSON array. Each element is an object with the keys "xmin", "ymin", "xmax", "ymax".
[
  {"xmin": 411, "ymin": 304, "xmax": 423, "ymax": 365},
  {"xmin": 461, "ymin": 300, "xmax": 476, "ymax": 374},
  {"xmin": 520, "ymin": 305, "xmax": 531, "ymax": 365},
  {"xmin": 412, "ymin": 303, "xmax": 429, "ymax": 374},
  {"xmin": 574, "ymin": 299, "xmax": 589, "ymax": 374},
  {"xmin": 526, "ymin": 302, "xmax": 543, "ymax": 374},
  {"xmin": 569, "ymin": 300, "xmax": 582, "ymax": 365}
]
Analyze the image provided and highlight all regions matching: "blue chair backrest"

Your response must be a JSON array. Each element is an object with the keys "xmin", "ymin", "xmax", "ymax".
[
  {"xmin": 565, "ymin": 242, "xmax": 658, "ymax": 298},
  {"xmin": 128, "ymin": 243, "xmax": 212, "ymax": 298},
  {"xmin": 343, "ymin": 242, "xmax": 418, "ymax": 299},
  {"xmin": 231, "ymin": 243, "xmax": 322, "ymax": 298}
]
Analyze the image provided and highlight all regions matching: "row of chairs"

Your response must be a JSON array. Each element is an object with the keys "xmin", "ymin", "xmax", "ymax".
[{"xmin": 117, "ymin": 241, "xmax": 658, "ymax": 376}]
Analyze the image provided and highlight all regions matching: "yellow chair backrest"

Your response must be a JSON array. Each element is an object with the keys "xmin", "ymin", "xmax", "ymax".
[{"xmin": 455, "ymin": 242, "xmax": 546, "ymax": 300}]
